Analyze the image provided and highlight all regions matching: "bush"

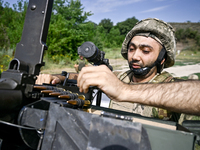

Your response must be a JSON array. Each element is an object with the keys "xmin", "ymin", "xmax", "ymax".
[
  {"xmin": 0, "ymin": 53, "xmax": 12, "ymax": 71},
  {"xmin": 175, "ymin": 28, "xmax": 198, "ymax": 42}
]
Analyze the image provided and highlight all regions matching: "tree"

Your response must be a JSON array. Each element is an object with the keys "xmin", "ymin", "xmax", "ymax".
[
  {"xmin": 107, "ymin": 27, "xmax": 124, "ymax": 47},
  {"xmin": 52, "ymin": 0, "xmax": 92, "ymax": 25},
  {"xmin": 116, "ymin": 16, "xmax": 138, "ymax": 36},
  {"xmin": 8, "ymin": 0, "xmax": 28, "ymax": 48},
  {"xmin": 46, "ymin": 0, "xmax": 93, "ymax": 61},
  {"xmin": 0, "ymin": 0, "xmax": 28, "ymax": 49},
  {"xmin": 99, "ymin": 18, "xmax": 113, "ymax": 34}
]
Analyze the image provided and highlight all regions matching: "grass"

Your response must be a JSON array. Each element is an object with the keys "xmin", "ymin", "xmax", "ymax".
[
  {"xmin": 40, "ymin": 54, "xmax": 76, "ymax": 72},
  {"xmin": 103, "ymin": 47, "xmax": 122, "ymax": 59},
  {"xmin": 175, "ymin": 49, "xmax": 200, "ymax": 66}
]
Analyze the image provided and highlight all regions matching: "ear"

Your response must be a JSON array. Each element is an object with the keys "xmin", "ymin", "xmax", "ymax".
[{"xmin": 161, "ymin": 58, "xmax": 165, "ymax": 65}]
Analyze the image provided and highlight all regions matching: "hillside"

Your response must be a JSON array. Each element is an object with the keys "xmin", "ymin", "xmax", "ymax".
[
  {"xmin": 169, "ymin": 22, "xmax": 200, "ymax": 33},
  {"xmin": 168, "ymin": 22, "xmax": 200, "ymax": 51}
]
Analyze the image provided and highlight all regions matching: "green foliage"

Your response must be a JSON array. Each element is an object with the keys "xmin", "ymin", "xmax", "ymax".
[
  {"xmin": 175, "ymin": 28, "xmax": 200, "ymax": 52},
  {"xmin": 116, "ymin": 17, "xmax": 139, "ymax": 36},
  {"xmin": 99, "ymin": 18, "xmax": 113, "ymax": 34},
  {"xmin": 106, "ymin": 27, "xmax": 125, "ymax": 48},
  {"xmin": 0, "ymin": 49, "xmax": 13, "ymax": 76},
  {"xmin": 91, "ymin": 25, "xmax": 106, "ymax": 50},
  {"xmin": 0, "ymin": 0, "xmax": 27, "ymax": 51},
  {"xmin": 0, "ymin": 0, "xmax": 139, "ymax": 64},
  {"xmin": 175, "ymin": 28, "xmax": 199, "ymax": 42},
  {"xmin": 195, "ymin": 34, "xmax": 200, "ymax": 46},
  {"xmin": 0, "ymin": 24, "xmax": 10, "ymax": 50},
  {"xmin": 53, "ymin": 0, "xmax": 92, "ymax": 24},
  {"xmin": 2, "ymin": 0, "xmax": 200, "ymax": 66},
  {"xmin": 46, "ymin": 0, "xmax": 94, "ymax": 61}
]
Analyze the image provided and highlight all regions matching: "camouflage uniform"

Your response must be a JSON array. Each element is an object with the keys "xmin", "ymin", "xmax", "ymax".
[
  {"xmin": 75, "ymin": 58, "xmax": 87, "ymax": 73},
  {"xmin": 109, "ymin": 70, "xmax": 181, "ymax": 121},
  {"xmin": 109, "ymin": 18, "xmax": 181, "ymax": 122}
]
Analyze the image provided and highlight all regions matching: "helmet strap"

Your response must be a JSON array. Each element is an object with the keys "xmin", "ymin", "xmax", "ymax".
[
  {"xmin": 129, "ymin": 47, "xmax": 166, "ymax": 76},
  {"xmin": 154, "ymin": 47, "xmax": 167, "ymax": 73}
]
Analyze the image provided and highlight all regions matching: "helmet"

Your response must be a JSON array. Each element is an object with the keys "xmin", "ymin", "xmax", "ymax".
[{"xmin": 121, "ymin": 18, "xmax": 176, "ymax": 68}]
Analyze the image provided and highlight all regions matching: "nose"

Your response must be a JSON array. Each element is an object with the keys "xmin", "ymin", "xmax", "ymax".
[{"xmin": 131, "ymin": 49, "xmax": 141, "ymax": 61}]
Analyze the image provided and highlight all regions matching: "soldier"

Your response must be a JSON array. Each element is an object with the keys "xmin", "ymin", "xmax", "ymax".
[
  {"xmin": 74, "ymin": 55, "xmax": 88, "ymax": 73},
  {"xmin": 49, "ymin": 18, "xmax": 180, "ymax": 121},
  {"xmin": 108, "ymin": 18, "xmax": 180, "ymax": 121},
  {"xmin": 77, "ymin": 19, "xmax": 200, "ymax": 116},
  {"xmin": 37, "ymin": 18, "xmax": 199, "ymax": 118}
]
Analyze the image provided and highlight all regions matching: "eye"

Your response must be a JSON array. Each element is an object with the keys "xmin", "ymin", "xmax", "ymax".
[
  {"xmin": 143, "ymin": 50, "xmax": 150, "ymax": 54},
  {"xmin": 128, "ymin": 46, "xmax": 135, "ymax": 52}
]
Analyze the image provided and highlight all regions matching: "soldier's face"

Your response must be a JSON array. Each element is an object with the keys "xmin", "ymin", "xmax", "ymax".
[{"xmin": 127, "ymin": 36, "xmax": 162, "ymax": 70}]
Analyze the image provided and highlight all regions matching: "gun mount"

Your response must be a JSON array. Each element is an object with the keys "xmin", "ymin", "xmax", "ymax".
[{"xmin": 0, "ymin": 0, "xmax": 199, "ymax": 149}]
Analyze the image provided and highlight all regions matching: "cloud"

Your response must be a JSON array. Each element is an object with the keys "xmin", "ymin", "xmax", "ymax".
[
  {"xmin": 82, "ymin": 0, "xmax": 144, "ymax": 13},
  {"xmin": 140, "ymin": 5, "xmax": 169, "ymax": 13}
]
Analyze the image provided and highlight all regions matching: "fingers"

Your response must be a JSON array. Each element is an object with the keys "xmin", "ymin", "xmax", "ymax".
[
  {"xmin": 35, "ymin": 74, "xmax": 61, "ymax": 85},
  {"xmin": 79, "ymin": 71, "xmax": 104, "ymax": 93},
  {"xmin": 77, "ymin": 65, "xmax": 126, "ymax": 101},
  {"xmin": 78, "ymin": 65, "xmax": 109, "ymax": 83},
  {"xmin": 51, "ymin": 78, "xmax": 61, "ymax": 85},
  {"xmin": 36, "ymin": 74, "xmax": 53, "ymax": 85},
  {"xmin": 77, "ymin": 65, "xmax": 112, "ymax": 93},
  {"xmin": 78, "ymin": 65, "xmax": 103, "ymax": 86}
]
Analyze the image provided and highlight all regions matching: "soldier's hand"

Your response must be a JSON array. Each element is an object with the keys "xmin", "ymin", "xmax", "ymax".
[
  {"xmin": 36, "ymin": 74, "xmax": 61, "ymax": 85},
  {"xmin": 77, "ymin": 65, "xmax": 125, "ymax": 101}
]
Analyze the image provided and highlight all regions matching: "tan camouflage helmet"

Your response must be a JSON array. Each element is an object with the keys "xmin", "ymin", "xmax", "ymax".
[{"xmin": 121, "ymin": 18, "xmax": 176, "ymax": 68}]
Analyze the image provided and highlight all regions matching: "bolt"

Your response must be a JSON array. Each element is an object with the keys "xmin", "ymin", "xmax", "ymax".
[
  {"xmin": 33, "ymin": 76, "xmax": 37, "ymax": 80},
  {"xmin": 31, "ymin": 5, "xmax": 36, "ymax": 10},
  {"xmin": 85, "ymin": 47, "xmax": 89, "ymax": 52}
]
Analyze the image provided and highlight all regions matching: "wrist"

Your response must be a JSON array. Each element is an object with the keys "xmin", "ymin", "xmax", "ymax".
[
  {"xmin": 117, "ymin": 83, "xmax": 141, "ymax": 103},
  {"xmin": 115, "ymin": 83, "xmax": 131, "ymax": 102}
]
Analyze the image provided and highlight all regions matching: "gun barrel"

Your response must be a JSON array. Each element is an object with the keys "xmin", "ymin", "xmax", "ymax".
[{"xmin": 0, "ymin": 90, "xmax": 22, "ymax": 112}]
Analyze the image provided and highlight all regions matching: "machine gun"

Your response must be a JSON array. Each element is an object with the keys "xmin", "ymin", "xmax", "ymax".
[{"xmin": 0, "ymin": 0, "xmax": 199, "ymax": 149}]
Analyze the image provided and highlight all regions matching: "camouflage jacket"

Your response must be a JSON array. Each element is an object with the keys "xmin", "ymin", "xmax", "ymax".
[
  {"xmin": 75, "ymin": 58, "xmax": 87, "ymax": 72},
  {"xmin": 109, "ymin": 70, "xmax": 181, "ymax": 122}
]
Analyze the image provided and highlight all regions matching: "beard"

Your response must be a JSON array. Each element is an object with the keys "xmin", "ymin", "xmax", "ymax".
[{"xmin": 128, "ymin": 60, "xmax": 156, "ymax": 79}]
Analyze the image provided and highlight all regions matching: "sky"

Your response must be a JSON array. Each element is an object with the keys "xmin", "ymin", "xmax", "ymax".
[{"xmin": 5, "ymin": 0, "xmax": 200, "ymax": 25}]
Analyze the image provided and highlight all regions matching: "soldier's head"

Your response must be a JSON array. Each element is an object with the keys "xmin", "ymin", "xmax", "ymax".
[
  {"xmin": 121, "ymin": 18, "xmax": 176, "ymax": 78},
  {"xmin": 79, "ymin": 55, "xmax": 84, "ymax": 60}
]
